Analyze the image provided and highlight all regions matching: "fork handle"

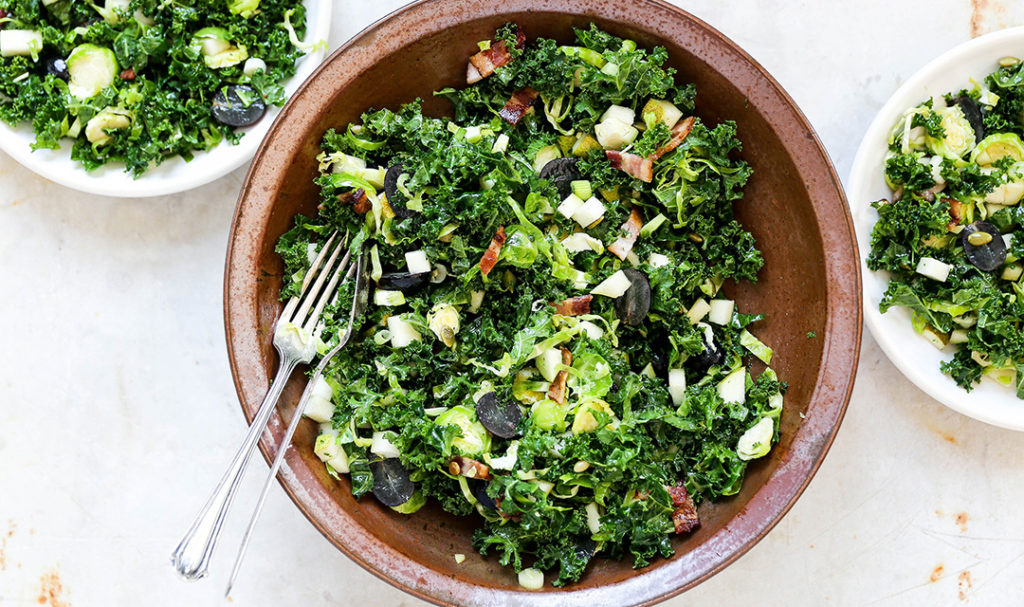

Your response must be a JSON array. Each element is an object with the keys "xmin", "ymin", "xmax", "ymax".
[
  {"xmin": 170, "ymin": 358, "xmax": 298, "ymax": 580},
  {"xmin": 224, "ymin": 363, "xmax": 320, "ymax": 595}
]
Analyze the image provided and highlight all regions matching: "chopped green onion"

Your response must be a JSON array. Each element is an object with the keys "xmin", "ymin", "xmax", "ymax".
[
  {"xmin": 640, "ymin": 213, "xmax": 668, "ymax": 237},
  {"xmin": 740, "ymin": 329, "xmax": 773, "ymax": 364},
  {"xmin": 346, "ymin": 124, "xmax": 385, "ymax": 151},
  {"xmin": 559, "ymin": 45, "xmax": 606, "ymax": 68},
  {"xmin": 570, "ymin": 180, "xmax": 592, "ymax": 200}
]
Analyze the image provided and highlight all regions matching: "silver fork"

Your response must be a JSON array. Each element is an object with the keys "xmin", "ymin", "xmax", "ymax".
[
  {"xmin": 225, "ymin": 249, "xmax": 369, "ymax": 595},
  {"xmin": 171, "ymin": 230, "xmax": 353, "ymax": 581}
]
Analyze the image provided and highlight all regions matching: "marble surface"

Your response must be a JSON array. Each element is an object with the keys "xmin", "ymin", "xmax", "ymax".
[{"xmin": 2, "ymin": 1, "xmax": 1024, "ymax": 606}]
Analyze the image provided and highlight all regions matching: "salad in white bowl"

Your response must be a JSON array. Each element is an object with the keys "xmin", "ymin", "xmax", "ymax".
[
  {"xmin": 0, "ymin": 0, "xmax": 329, "ymax": 197},
  {"xmin": 850, "ymin": 27, "xmax": 1024, "ymax": 430}
]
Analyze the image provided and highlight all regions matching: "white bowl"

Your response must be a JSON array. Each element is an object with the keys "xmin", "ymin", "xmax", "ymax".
[
  {"xmin": 849, "ymin": 27, "xmax": 1024, "ymax": 430},
  {"xmin": 0, "ymin": 0, "xmax": 331, "ymax": 198}
]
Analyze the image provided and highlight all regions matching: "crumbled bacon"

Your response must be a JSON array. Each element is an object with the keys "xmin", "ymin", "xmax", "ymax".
[
  {"xmin": 466, "ymin": 27, "xmax": 526, "ymax": 84},
  {"xmin": 449, "ymin": 456, "xmax": 492, "ymax": 480},
  {"xmin": 649, "ymin": 116, "xmax": 695, "ymax": 161},
  {"xmin": 119, "ymin": 68, "xmax": 136, "ymax": 81},
  {"xmin": 498, "ymin": 87, "xmax": 539, "ymax": 126},
  {"xmin": 546, "ymin": 347, "xmax": 572, "ymax": 404},
  {"xmin": 479, "ymin": 226, "xmax": 507, "ymax": 277},
  {"xmin": 607, "ymin": 206, "xmax": 644, "ymax": 260},
  {"xmin": 338, "ymin": 188, "xmax": 371, "ymax": 214},
  {"xmin": 606, "ymin": 150, "xmax": 654, "ymax": 182},
  {"xmin": 944, "ymin": 196, "xmax": 962, "ymax": 231},
  {"xmin": 667, "ymin": 482, "xmax": 700, "ymax": 534},
  {"xmin": 553, "ymin": 295, "xmax": 592, "ymax": 316},
  {"xmin": 607, "ymin": 117, "xmax": 694, "ymax": 181}
]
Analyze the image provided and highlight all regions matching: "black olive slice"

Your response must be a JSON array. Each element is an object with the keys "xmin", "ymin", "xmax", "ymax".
[
  {"xmin": 954, "ymin": 95, "xmax": 985, "ymax": 142},
  {"xmin": 211, "ymin": 85, "xmax": 266, "ymax": 127},
  {"xmin": 645, "ymin": 333, "xmax": 671, "ymax": 378},
  {"xmin": 614, "ymin": 269, "xmax": 651, "ymax": 326},
  {"xmin": 377, "ymin": 271, "xmax": 431, "ymax": 292},
  {"xmin": 369, "ymin": 458, "xmax": 415, "ymax": 507},
  {"xmin": 961, "ymin": 221, "xmax": 1007, "ymax": 272},
  {"xmin": 44, "ymin": 56, "xmax": 69, "ymax": 80},
  {"xmin": 539, "ymin": 157, "xmax": 583, "ymax": 199},
  {"xmin": 650, "ymin": 349, "xmax": 669, "ymax": 378},
  {"xmin": 690, "ymin": 331, "xmax": 724, "ymax": 376},
  {"xmin": 475, "ymin": 391, "xmax": 521, "ymax": 439},
  {"xmin": 470, "ymin": 479, "xmax": 498, "ymax": 510},
  {"xmin": 384, "ymin": 163, "xmax": 417, "ymax": 218},
  {"xmin": 574, "ymin": 537, "xmax": 597, "ymax": 560}
]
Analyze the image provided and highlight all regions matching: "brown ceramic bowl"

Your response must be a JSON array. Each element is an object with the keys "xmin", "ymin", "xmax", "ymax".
[{"xmin": 224, "ymin": 0, "xmax": 862, "ymax": 604}]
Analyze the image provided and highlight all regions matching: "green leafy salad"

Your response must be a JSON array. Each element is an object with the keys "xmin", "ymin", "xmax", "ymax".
[
  {"xmin": 868, "ymin": 55, "xmax": 1024, "ymax": 399},
  {"xmin": 0, "ymin": 0, "xmax": 308, "ymax": 176},
  {"xmin": 277, "ymin": 24, "xmax": 786, "ymax": 588}
]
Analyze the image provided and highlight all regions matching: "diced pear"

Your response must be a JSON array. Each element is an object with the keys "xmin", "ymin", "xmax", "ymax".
[
  {"xmin": 641, "ymin": 99, "xmax": 683, "ymax": 129},
  {"xmin": 915, "ymin": 257, "xmax": 951, "ymax": 282},
  {"xmin": 595, "ymin": 118, "xmax": 638, "ymax": 149},
  {"xmin": 600, "ymin": 104, "xmax": 635, "ymax": 124}
]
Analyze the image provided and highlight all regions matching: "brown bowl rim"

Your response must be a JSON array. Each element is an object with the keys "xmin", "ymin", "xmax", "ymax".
[{"xmin": 224, "ymin": 1, "xmax": 862, "ymax": 605}]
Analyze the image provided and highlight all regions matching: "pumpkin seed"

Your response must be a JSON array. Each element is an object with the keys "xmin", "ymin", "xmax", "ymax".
[{"xmin": 967, "ymin": 231, "xmax": 993, "ymax": 246}]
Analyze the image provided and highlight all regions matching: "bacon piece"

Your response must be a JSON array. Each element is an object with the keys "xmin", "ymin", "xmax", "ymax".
[
  {"xmin": 119, "ymin": 68, "xmax": 136, "ymax": 81},
  {"xmin": 667, "ymin": 482, "xmax": 700, "ymax": 534},
  {"xmin": 650, "ymin": 116, "xmax": 696, "ymax": 161},
  {"xmin": 546, "ymin": 347, "xmax": 572, "ymax": 404},
  {"xmin": 606, "ymin": 150, "xmax": 653, "ymax": 182},
  {"xmin": 944, "ymin": 196, "xmax": 962, "ymax": 231},
  {"xmin": 337, "ymin": 188, "xmax": 371, "ymax": 214},
  {"xmin": 466, "ymin": 28, "xmax": 527, "ymax": 84},
  {"xmin": 479, "ymin": 226, "xmax": 507, "ymax": 277},
  {"xmin": 449, "ymin": 456, "xmax": 492, "ymax": 481},
  {"xmin": 607, "ymin": 206, "xmax": 644, "ymax": 260},
  {"xmin": 498, "ymin": 87, "xmax": 539, "ymax": 126},
  {"xmin": 606, "ymin": 117, "xmax": 693, "ymax": 181},
  {"xmin": 553, "ymin": 295, "xmax": 592, "ymax": 316}
]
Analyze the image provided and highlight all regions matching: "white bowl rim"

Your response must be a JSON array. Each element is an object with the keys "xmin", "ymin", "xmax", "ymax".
[
  {"xmin": 0, "ymin": 0, "xmax": 331, "ymax": 198},
  {"xmin": 849, "ymin": 26, "xmax": 1024, "ymax": 430}
]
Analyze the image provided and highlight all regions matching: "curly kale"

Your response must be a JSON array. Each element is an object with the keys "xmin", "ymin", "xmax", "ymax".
[
  {"xmin": 911, "ymin": 110, "xmax": 946, "ymax": 138},
  {"xmin": 884, "ymin": 153, "xmax": 936, "ymax": 192},
  {"xmin": 279, "ymin": 24, "xmax": 785, "ymax": 587},
  {"xmin": 869, "ymin": 60, "xmax": 1024, "ymax": 397}
]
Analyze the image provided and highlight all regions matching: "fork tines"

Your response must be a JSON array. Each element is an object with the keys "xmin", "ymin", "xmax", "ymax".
[{"xmin": 279, "ymin": 231, "xmax": 352, "ymax": 334}]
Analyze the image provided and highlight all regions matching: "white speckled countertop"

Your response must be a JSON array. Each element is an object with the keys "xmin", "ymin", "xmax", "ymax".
[{"xmin": 3, "ymin": 1, "xmax": 1024, "ymax": 606}]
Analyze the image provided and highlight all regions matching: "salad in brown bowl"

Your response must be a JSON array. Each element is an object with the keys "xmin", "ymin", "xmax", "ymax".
[{"xmin": 224, "ymin": 1, "xmax": 860, "ymax": 605}]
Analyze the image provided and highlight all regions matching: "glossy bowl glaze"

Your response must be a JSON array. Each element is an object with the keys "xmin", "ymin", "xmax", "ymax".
[{"xmin": 225, "ymin": 1, "xmax": 862, "ymax": 604}]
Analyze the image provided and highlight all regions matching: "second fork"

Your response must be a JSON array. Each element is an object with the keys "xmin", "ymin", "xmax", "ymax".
[{"xmin": 170, "ymin": 230, "xmax": 352, "ymax": 581}]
